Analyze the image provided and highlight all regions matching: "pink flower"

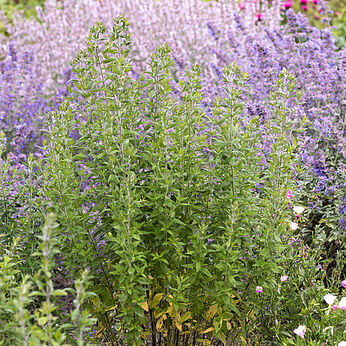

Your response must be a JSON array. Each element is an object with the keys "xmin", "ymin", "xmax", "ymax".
[
  {"xmin": 312, "ymin": 0, "xmax": 318, "ymax": 3},
  {"xmin": 256, "ymin": 13, "xmax": 262, "ymax": 21},
  {"xmin": 293, "ymin": 325, "xmax": 306, "ymax": 338},
  {"xmin": 302, "ymin": 5, "xmax": 308, "ymax": 10},
  {"xmin": 256, "ymin": 286, "xmax": 263, "ymax": 293},
  {"xmin": 239, "ymin": 2, "xmax": 245, "ymax": 10},
  {"xmin": 286, "ymin": 189, "xmax": 293, "ymax": 199},
  {"xmin": 281, "ymin": 275, "xmax": 288, "ymax": 282},
  {"xmin": 289, "ymin": 236, "xmax": 299, "ymax": 244},
  {"xmin": 283, "ymin": 0, "xmax": 292, "ymax": 8},
  {"xmin": 300, "ymin": 0, "xmax": 308, "ymax": 3},
  {"xmin": 341, "ymin": 280, "xmax": 346, "ymax": 288},
  {"xmin": 331, "ymin": 298, "xmax": 346, "ymax": 311}
]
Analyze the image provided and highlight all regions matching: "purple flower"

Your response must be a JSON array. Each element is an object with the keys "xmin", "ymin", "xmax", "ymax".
[
  {"xmin": 206, "ymin": 238, "xmax": 214, "ymax": 245},
  {"xmin": 286, "ymin": 190, "xmax": 293, "ymax": 199}
]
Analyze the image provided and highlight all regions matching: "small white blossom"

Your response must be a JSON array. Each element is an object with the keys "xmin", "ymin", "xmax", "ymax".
[
  {"xmin": 338, "ymin": 297, "xmax": 346, "ymax": 309},
  {"xmin": 293, "ymin": 206, "xmax": 305, "ymax": 214},
  {"xmin": 289, "ymin": 222, "xmax": 298, "ymax": 230},
  {"xmin": 323, "ymin": 294, "xmax": 337, "ymax": 305},
  {"xmin": 293, "ymin": 325, "xmax": 306, "ymax": 339}
]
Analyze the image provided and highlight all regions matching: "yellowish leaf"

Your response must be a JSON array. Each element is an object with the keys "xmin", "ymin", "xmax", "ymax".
[
  {"xmin": 151, "ymin": 293, "xmax": 164, "ymax": 308},
  {"xmin": 174, "ymin": 320, "xmax": 182, "ymax": 332},
  {"xmin": 173, "ymin": 310, "xmax": 182, "ymax": 324},
  {"xmin": 156, "ymin": 317, "xmax": 164, "ymax": 331},
  {"xmin": 240, "ymin": 335, "xmax": 247, "ymax": 345},
  {"xmin": 201, "ymin": 327, "xmax": 214, "ymax": 334},
  {"xmin": 166, "ymin": 305, "xmax": 174, "ymax": 317},
  {"xmin": 96, "ymin": 328, "xmax": 104, "ymax": 338},
  {"xmin": 105, "ymin": 305, "xmax": 118, "ymax": 311},
  {"xmin": 226, "ymin": 321, "xmax": 232, "ymax": 331},
  {"xmin": 181, "ymin": 331, "xmax": 192, "ymax": 335},
  {"xmin": 141, "ymin": 301, "xmax": 149, "ymax": 312},
  {"xmin": 154, "ymin": 310, "xmax": 164, "ymax": 319},
  {"xmin": 207, "ymin": 304, "xmax": 218, "ymax": 320}
]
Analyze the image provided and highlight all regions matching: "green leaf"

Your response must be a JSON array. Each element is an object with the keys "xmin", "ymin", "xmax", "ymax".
[{"xmin": 52, "ymin": 290, "xmax": 68, "ymax": 297}]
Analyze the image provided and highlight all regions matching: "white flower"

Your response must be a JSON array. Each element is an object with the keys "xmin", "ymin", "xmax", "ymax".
[
  {"xmin": 323, "ymin": 294, "xmax": 337, "ymax": 305},
  {"xmin": 293, "ymin": 325, "xmax": 306, "ymax": 339},
  {"xmin": 293, "ymin": 206, "xmax": 305, "ymax": 214},
  {"xmin": 338, "ymin": 342, "xmax": 346, "ymax": 346},
  {"xmin": 338, "ymin": 297, "xmax": 346, "ymax": 309},
  {"xmin": 289, "ymin": 222, "xmax": 298, "ymax": 230}
]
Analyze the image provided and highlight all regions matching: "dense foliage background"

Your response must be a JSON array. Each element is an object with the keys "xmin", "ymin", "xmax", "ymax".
[{"xmin": 0, "ymin": 0, "xmax": 345, "ymax": 344}]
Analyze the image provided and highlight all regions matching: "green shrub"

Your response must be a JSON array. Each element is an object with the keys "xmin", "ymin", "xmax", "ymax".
[{"xmin": 36, "ymin": 16, "xmax": 319, "ymax": 344}]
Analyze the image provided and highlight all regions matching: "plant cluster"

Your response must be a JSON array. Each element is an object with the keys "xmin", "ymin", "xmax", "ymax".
[
  {"xmin": 204, "ymin": 7, "xmax": 345, "ymax": 280},
  {"xmin": 0, "ymin": 208, "xmax": 96, "ymax": 344},
  {"xmin": 281, "ymin": 0, "xmax": 346, "ymax": 47}
]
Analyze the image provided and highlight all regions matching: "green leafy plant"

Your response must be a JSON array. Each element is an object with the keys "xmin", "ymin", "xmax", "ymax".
[
  {"xmin": 36, "ymin": 16, "xmax": 323, "ymax": 344},
  {"xmin": 0, "ymin": 212, "xmax": 96, "ymax": 345}
]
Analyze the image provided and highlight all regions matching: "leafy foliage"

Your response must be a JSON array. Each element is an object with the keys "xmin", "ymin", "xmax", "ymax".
[{"xmin": 0, "ymin": 213, "xmax": 96, "ymax": 345}]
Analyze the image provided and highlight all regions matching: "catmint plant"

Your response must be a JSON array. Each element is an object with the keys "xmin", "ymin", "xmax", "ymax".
[{"xmin": 0, "ymin": 0, "xmax": 284, "ymax": 97}]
